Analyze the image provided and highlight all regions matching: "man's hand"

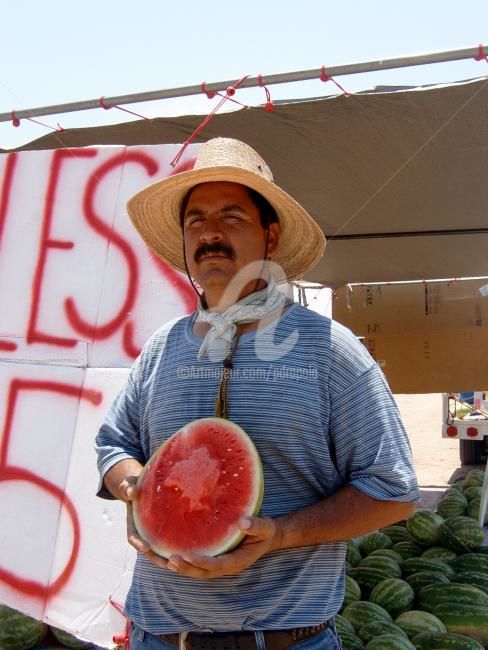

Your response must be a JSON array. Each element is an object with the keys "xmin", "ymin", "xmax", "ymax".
[
  {"xmin": 122, "ymin": 475, "xmax": 170, "ymax": 570},
  {"xmin": 165, "ymin": 515, "xmax": 282, "ymax": 579}
]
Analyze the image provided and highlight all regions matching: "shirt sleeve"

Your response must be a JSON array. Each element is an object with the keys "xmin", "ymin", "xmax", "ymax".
[
  {"xmin": 328, "ymin": 323, "xmax": 420, "ymax": 504},
  {"xmin": 95, "ymin": 355, "xmax": 147, "ymax": 499}
]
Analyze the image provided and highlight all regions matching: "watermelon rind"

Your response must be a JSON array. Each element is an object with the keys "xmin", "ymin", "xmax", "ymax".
[
  {"xmin": 346, "ymin": 539, "xmax": 363, "ymax": 567},
  {"xmin": 379, "ymin": 525, "xmax": 414, "ymax": 544},
  {"xmin": 339, "ymin": 630, "xmax": 365, "ymax": 649},
  {"xmin": 346, "ymin": 567, "xmax": 391, "ymax": 597},
  {"xmin": 342, "ymin": 601, "xmax": 392, "ymax": 631},
  {"xmin": 420, "ymin": 547, "xmax": 457, "ymax": 563},
  {"xmin": 417, "ymin": 583, "xmax": 488, "ymax": 613},
  {"xmin": 358, "ymin": 533, "xmax": 392, "ymax": 557},
  {"xmin": 392, "ymin": 540, "xmax": 424, "ymax": 559},
  {"xmin": 343, "ymin": 575, "xmax": 362, "ymax": 607},
  {"xmin": 364, "ymin": 634, "xmax": 415, "ymax": 649},
  {"xmin": 451, "ymin": 553, "xmax": 488, "ymax": 574},
  {"xmin": 431, "ymin": 603, "xmax": 488, "ymax": 646},
  {"xmin": 405, "ymin": 571, "xmax": 450, "ymax": 593},
  {"xmin": 335, "ymin": 613, "xmax": 357, "ymax": 637},
  {"xmin": 439, "ymin": 516, "xmax": 484, "ymax": 553},
  {"xmin": 357, "ymin": 620, "xmax": 408, "ymax": 643},
  {"xmin": 0, "ymin": 606, "xmax": 48, "ymax": 650},
  {"xmin": 406, "ymin": 511, "xmax": 443, "ymax": 546},
  {"xmin": 133, "ymin": 417, "xmax": 264, "ymax": 558},
  {"xmin": 463, "ymin": 469, "xmax": 485, "ymax": 487},
  {"xmin": 367, "ymin": 549, "xmax": 404, "ymax": 564},
  {"xmin": 369, "ymin": 578, "xmax": 414, "ymax": 618},
  {"xmin": 411, "ymin": 631, "xmax": 484, "ymax": 649},
  {"xmin": 401, "ymin": 557, "xmax": 455, "ymax": 579},
  {"xmin": 358, "ymin": 555, "xmax": 402, "ymax": 578},
  {"xmin": 394, "ymin": 610, "xmax": 447, "ymax": 638},
  {"xmin": 452, "ymin": 571, "xmax": 488, "ymax": 595}
]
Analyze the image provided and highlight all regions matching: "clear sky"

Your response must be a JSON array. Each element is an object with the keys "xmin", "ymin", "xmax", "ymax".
[{"xmin": 1, "ymin": 0, "xmax": 487, "ymax": 148}]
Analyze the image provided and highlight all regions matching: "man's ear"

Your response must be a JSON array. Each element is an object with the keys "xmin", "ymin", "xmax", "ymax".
[{"xmin": 266, "ymin": 222, "xmax": 280, "ymax": 258}]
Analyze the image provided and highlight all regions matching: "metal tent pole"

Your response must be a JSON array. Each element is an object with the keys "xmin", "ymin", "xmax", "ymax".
[{"xmin": 0, "ymin": 45, "xmax": 485, "ymax": 123}]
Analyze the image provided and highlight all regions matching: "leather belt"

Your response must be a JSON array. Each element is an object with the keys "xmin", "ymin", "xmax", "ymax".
[{"xmin": 154, "ymin": 620, "xmax": 330, "ymax": 649}]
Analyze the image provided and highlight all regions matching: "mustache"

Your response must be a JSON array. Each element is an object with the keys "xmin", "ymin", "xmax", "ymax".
[{"xmin": 194, "ymin": 243, "xmax": 236, "ymax": 263}]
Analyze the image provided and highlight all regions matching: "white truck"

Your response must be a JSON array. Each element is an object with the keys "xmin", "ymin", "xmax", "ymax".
[{"xmin": 442, "ymin": 391, "xmax": 488, "ymax": 465}]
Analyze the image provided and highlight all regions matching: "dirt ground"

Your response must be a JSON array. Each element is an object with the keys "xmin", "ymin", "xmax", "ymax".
[{"xmin": 393, "ymin": 393, "xmax": 476, "ymax": 510}]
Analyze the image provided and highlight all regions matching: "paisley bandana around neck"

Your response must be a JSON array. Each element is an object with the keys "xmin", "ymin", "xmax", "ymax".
[{"xmin": 196, "ymin": 279, "xmax": 290, "ymax": 360}]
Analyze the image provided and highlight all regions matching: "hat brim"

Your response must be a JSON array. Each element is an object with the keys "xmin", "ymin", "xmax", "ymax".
[{"xmin": 127, "ymin": 166, "xmax": 326, "ymax": 282}]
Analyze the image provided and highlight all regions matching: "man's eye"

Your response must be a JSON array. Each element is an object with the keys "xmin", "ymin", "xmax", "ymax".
[
  {"xmin": 187, "ymin": 217, "xmax": 203, "ymax": 226},
  {"xmin": 224, "ymin": 215, "xmax": 240, "ymax": 222}
]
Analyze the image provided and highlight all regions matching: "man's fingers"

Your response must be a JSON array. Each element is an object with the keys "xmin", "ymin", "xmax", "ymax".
[{"xmin": 239, "ymin": 516, "xmax": 275, "ymax": 538}]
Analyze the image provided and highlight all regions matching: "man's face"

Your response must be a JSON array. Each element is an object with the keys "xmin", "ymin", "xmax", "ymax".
[{"xmin": 183, "ymin": 181, "xmax": 279, "ymax": 299}]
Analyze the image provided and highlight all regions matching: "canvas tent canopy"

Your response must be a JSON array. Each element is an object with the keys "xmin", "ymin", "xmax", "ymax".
[{"xmin": 2, "ymin": 75, "xmax": 488, "ymax": 288}]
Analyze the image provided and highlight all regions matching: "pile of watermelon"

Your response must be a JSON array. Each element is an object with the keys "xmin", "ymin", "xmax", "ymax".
[
  {"xmin": 337, "ymin": 469, "xmax": 488, "ymax": 649},
  {"xmin": 0, "ymin": 605, "xmax": 95, "ymax": 650}
]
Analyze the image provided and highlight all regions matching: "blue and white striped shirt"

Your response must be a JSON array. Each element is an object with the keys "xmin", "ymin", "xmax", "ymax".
[{"xmin": 96, "ymin": 302, "xmax": 419, "ymax": 633}]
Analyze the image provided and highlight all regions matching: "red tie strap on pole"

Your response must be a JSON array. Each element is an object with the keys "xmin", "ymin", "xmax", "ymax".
[
  {"xmin": 258, "ymin": 74, "xmax": 274, "ymax": 112},
  {"xmin": 475, "ymin": 44, "xmax": 488, "ymax": 62},
  {"xmin": 320, "ymin": 66, "xmax": 350, "ymax": 96},
  {"xmin": 11, "ymin": 111, "xmax": 20, "ymax": 127},
  {"xmin": 170, "ymin": 75, "xmax": 249, "ymax": 167},
  {"xmin": 109, "ymin": 596, "xmax": 131, "ymax": 650}
]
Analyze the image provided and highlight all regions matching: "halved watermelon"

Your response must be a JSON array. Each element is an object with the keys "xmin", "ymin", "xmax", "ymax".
[{"xmin": 133, "ymin": 417, "xmax": 264, "ymax": 558}]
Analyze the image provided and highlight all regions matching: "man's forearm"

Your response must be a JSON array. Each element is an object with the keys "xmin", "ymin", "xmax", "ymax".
[
  {"xmin": 102, "ymin": 458, "xmax": 144, "ymax": 501},
  {"xmin": 272, "ymin": 485, "xmax": 416, "ymax": 551}
]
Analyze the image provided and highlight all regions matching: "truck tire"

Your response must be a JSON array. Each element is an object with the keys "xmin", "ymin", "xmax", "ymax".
[{"xmin": 460, "ymin": 438, "xmax": 485, "ymax": 465}]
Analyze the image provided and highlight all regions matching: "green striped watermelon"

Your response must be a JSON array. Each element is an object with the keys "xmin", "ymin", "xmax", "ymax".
[
  {"xmin": 359, "ymin": 555, "xmax": 402, "ymax": 578},
  {"xmin": 439, "ymin": 517, "xmax": 485, "ymax": 552},
  {"xmin": 394, "ymin": 610, "xmax": 447, "ymax": 638},
  {"xmin": 463, "ymin": 469, "xmax": 485, "ymax": 488},
  {"xmin": 437, "ymin": 495, "xmax": 468, "ymax": 519},
  {"xmin": 359, "ymin": 533, "xmax": 393, "ymax": 557},
  {"xmin": 357, "ymin": 621, "xmax": 409, "ymax": 644},
  {"xmin": 401, "ymin": 557, "xmax": 455, "ymax": 579},
  {"xmin": 364, "ymin": 634, "xmax": 415, "ymax": 649},
  {"xmin": 0, "ymin": 606, "xmax": 48, "ymax": 650},
  {"xmin": 344, "ymin": 574, "xmax": 362, "ymax": 606},
  {"xmin": 339, "ymin": 630, "xmax": 365, "ymax": 648},
  {"xmin": 451, "ymin": 553, "xmax": 488, "ymax": 574},
  {"xmin": 392, "ymin": 540, "xmax": 424, "ymax": 559},
  {"xmin": 411, "ymin": 631, "xmax": 484, "ymax": 649},
  {"xmin": 405, "ymin": 571, "xmax": 450, "ymax": 593},
  {"xmin": 369, "ymin": 578, "xmax": 415, "ymax": 618},
  {"xmin": 342, "ymin": 601, "xmax": 393, "ymax": 631},
  {"xmin": 452, "ymin": 572, "xmax": 488, "ymax": 595},
  {"xmin": 417, "ymin": 583, "xmax": 488, "ymax": 613},
  {"xmin": 347, "ymin": 539, "xmax": 363, "ymax": 567},
  {"xmin": 368, "ymin": 549, "xmax": 404, "ymax": 564},
  {"xmin": 463, "ymin": 486, "xmax": 483, "ymax": 502},
  {"xmin": 432, "ymin": 603, "xmax": 488, "ymax": 646},
  {"xmin": 347, "ymin": 567, "xmax": 391, "ymax": 597},
  {"xmin": 335, "ymin": 613, "xmax": 356, "ymax": 637},
  {"xmin": 466, "ymin": 497, "xmax": 488, "ymax": 524},
  {"xmin": 406, "ymin": 511, "xmax": 444, "ymax": 546},
  {"xmin": 380, "ymin": 526, "xmax": 414, "ymax": 544},
  {"xmin": 420, "ymin": 547, "xmax": 457, "ymax": 563}
]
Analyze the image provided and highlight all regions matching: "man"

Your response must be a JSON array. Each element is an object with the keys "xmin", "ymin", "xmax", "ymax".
[{"xmin": 96, "ymin": 138, "xmax": 419, "ymax": 650}]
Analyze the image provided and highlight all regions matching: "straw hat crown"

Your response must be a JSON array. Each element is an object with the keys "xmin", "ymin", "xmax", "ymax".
[{"xmin": 127, "ymin": 137, "xmax": 325, "ymax": 281}]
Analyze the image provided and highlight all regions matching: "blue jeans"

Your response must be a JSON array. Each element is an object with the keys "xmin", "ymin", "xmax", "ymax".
[{"xmin": 130, "ymin": 622, "xmax": 342, "ymax": 650}]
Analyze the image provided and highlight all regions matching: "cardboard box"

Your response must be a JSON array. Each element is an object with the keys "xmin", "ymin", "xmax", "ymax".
[{"xmin": 332, "ymin": 280, "xmax": 488, "ymax": 393}]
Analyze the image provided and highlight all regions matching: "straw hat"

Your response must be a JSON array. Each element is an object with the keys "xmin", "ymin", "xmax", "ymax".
[{"xmin": 127, "ymin": 138, "xmax": 326, "ymax": 281}]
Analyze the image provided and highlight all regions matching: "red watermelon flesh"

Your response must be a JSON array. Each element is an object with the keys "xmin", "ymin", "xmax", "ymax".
[{"xmin": 133, "ymin": 417, "xmax": 264, "ymax": 558}]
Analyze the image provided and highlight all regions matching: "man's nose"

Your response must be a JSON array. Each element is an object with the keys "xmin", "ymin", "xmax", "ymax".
[{"xmin": 199, "ymin": 220, "xmax": 224, "ymax": 242}]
